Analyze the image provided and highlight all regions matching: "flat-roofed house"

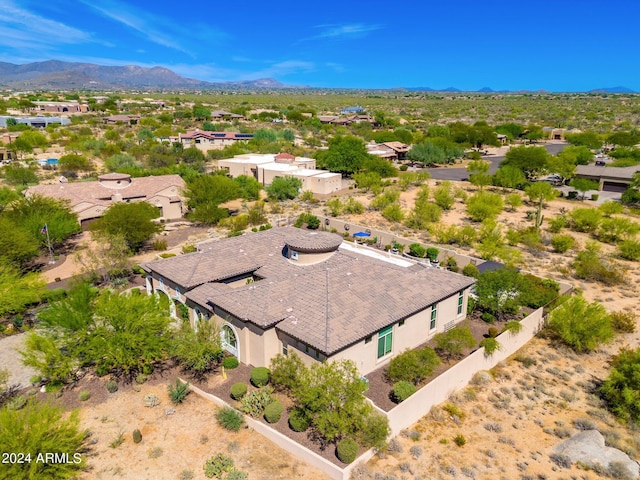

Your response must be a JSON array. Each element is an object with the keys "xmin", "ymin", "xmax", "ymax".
[
  {"xmin": 141, "ymin": 228, "xmax": 474, "ymax": 375},
  {"xmin": 25, "ymin": 173, "xmax": 185, "ymax": 224}
]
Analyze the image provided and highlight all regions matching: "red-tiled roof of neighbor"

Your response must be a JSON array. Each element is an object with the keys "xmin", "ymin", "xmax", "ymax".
[
  {"xmin": 25, "ymin": 174, "xmax": 185, "ymax": 210},
  {"xmin": 144, "ymin": 227, "xmax": 475, "ymax": 355}
]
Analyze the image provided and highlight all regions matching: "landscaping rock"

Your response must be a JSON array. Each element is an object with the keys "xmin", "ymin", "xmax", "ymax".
[{"xmin": 553, "ymin": 430, "xmax": 640, "ymax": 479}]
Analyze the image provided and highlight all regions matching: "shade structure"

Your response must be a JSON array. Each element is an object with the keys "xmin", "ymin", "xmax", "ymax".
[{"xmin": 352, "ymin": 231, "xmax": 371, "ymax": 238}]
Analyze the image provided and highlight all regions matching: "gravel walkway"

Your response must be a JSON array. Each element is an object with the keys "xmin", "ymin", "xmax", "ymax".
[{"xmin": 0, "ymin": 333, "xmax": 38, "ymax": 388}]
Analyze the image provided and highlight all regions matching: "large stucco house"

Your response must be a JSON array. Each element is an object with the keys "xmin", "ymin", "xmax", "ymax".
[
  {"xmin": 25, "ymin": 173, "xmax": 185, "ymax": 224},
  {"xmin": 141, "ymin": 228, "xmax": 474, "ymax": 375}
]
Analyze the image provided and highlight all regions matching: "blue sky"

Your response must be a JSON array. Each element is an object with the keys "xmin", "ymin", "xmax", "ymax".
[{"xmin": 1, "ymin": 0, "xmax": 639, "ymax": 91}]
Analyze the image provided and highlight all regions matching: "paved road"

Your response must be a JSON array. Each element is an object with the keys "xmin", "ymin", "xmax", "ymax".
[{"xmin": 426, "ymin": 142, "xmax": 567, "ymax": 181}]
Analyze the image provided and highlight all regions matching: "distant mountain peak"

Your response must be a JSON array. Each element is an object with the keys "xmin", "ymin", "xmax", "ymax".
[{"xmin": 588, "ymin": 86, "xmax": 635, "ymax": 93}]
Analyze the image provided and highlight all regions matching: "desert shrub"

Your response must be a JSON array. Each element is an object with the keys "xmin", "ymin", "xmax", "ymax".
[
  {"xmin": 462, "ymin": 263, "xmax": 480, "ymax": 278},
  {"xmin": 453, "ymin": 434, "xmax": 466, "ymax": 446},
  {"xmin": 387, "ymin": 347, "xmax": 440, "ymax": 385},
  {"xmin": 551, "ymin": 234, "xmax": 575, "ymax": 253},
  {"xmin": 0, "ymin": 400, "xmax": 87, "ymax": 478},
  {"xmin": 269, "ymin": 353, "xmax": 304, "ymax": 392},
  {"xmin": 250, "ymin": 367, "xmax": 270, "ymax": 387},
  {"xmin": 466, "ymin": 192, "xmax": 504, "ymax": 222},
  {"xmin": 392, "ymin": 381, "xmax": 417, "ymax": 403},
  {"xmin": 569, "ymin": 207, "xmax": 602, "ymax": 233},
  {"xmin": 230, "ymin": 382, "xmax": 248, "ymax": 400},
  {"xmin": 358, "ymin": 412, "xmax": 390, "ymax": 451},
  {"xmin": 222, "ymin": 357, "xmax": 239, "ymax": 369},
  {"xmin": 444, "ymin": 256, "xmax": 458, "ymax": 272},
  {"xmin": 7, "ymin": 395, "xmax": 27, "ymax": 410},
  {"xmin": 573, "ymin": 418, "xmax": 597, "ymax": 430},
  {"xmin": 78, "ymin": 390, "xmax": 91, "ymax": 402},
  {"xmin": 382, "ymin": 203, "xmax": 404, "ymax": 222},
  {"xmin": 597, "ymin": 217, "xmax": 640, "ymax": 244},
  {"xmin": 599, "ymin": 201, "xmax": 624, "ymax": 216},
  {"xmin": 480, "ymin": 338, "xmax": 501, "ymax": 356},
  {"xmin": 600, "ymin": 347, "xmax": 640, "ymax": 423},
  {"xmin": 133, "ymin": 428, "xmax": 142, "ymax": 443},
  {"xmin": 288, "ymin": 408, "xmax": 311, "ymax": 432},
  {"xmin": 487, "ymin": 327, "xmax": 498, "ymax": 338},
  {"xmin": 519, "ymin": 275, "xmax": 560, "ymax": 308},
  {"xmin": 549, "ymin": 453, "xmax": 572, "ymax": 468},
  {"xmin": 548, "ymin": 216, "xmax": 567, "ymax": 233},
  {"xmin": 574, "ymin": 242, "xmax": 624, "ymax": 285},
  {"xmin": 408, "ymin": 243, "xmax": 426, "ymax": 258},
  {"xmin": 241, "ymin": 387, "xmax": 273, "ymax": 417},
  {"xmin": 168, "ymin": 379, "xmax": 190, "ymax": 405},
  {"xmin": 336, "ymin": 437, "xmax": 359, "ymax": 464},
  {"xmin": 203, "ymin": 453, "xmax": 234, "ymax": 479},
  {"xmin": 610, "ymin": 311, "xmax": 636, "ymax": 333},
  {"xmin": 618, "ymin": 239, "xmax": 640, "ymax": 261},
  {"xmin": 226, "ymin": 471, "xmax": 248, "ymax": 480},
  {"xmin": 547, "ymin": 295, "xmax": 613, "ymax": 352},
  {"xmin": 216, "ymin": 407, "xmax": 244, "ymax": 431},
  {"xmin": 343, "ymin": 197, "xmax": 365, "ymax": 214},
  {"xmin": 106, "ymin": 380, "xmax": 118, "ymax": 393},
  {"xmin": 263, "ymin": 400, "xmax": 283, "ymax": 423},
  {"xmin": 434, "ymin": 326, "xmax": 476, "ymax": 359}
]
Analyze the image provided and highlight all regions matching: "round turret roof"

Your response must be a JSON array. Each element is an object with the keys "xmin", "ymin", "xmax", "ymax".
[
  {"xmin": 285, "ymin": 230, "xmax": 342, "ymax": 254},
  {"xmin": 99, "ymin": 173, "xmax": 131, "ymax": 181}
]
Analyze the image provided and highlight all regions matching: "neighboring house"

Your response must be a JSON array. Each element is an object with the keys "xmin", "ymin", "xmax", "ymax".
[
  {"xmin": 575, "ymin": 164, "xmax": 640, "ymax": 192},
  {"xmin": 211, "ymin": 110, "xmax": 245, "ymax": 121},
  {"xmin": 0, "ymin": 147, "xmax": 13, "ymax": 162},
  {"xmin": 318, "ymin": 114, "xmax": 376, "ymax": 126},
  {"xmin": 33, "ymin": 101, "xmax": 89, "ymax": 113},
  {"xmin": 103, "ymin": 115, "xmax": 141, "ymax": 125},
  {"xmin": 0, "ymin": 116, "xmax": 70, "ymax": 128},
  {"xmin": 217, "ymin": 153, "xmax": 342, "ymax": 195},
  {"xmin": 366, "ymin": 141, "xmax": 411, "ymax": 162},
  {"xmin": 542, "ymin": 127, "xmax": 581, "ymax": 140},
  {"xmin": 25, "ymin": 173, "xmax": 185, "ymax": 224},
  {"xmin": 171, "ymin": 130, "xmax": 254, "ymax": 152},
  {"xmin": 141, "ymin": 228, "xmax": 474, "ymax": 375}
]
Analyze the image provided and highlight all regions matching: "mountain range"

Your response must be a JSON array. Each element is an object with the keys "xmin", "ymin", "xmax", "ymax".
[
  {"xmin": 0, "ymin": 60, "xmax": 289, "ymax": 90},
  {"xmin": 0, "ymin": 60, "xmax": 635, "ymax": 93}
]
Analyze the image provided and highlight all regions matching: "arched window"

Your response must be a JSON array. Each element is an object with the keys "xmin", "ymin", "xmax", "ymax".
[{"xmin": 221, "ymin": 324, "xmax": 239, "ymax": 358}]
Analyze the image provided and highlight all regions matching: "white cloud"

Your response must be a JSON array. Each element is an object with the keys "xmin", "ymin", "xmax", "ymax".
[
  {"xmin": 0, "ymin": 0, "xmax": 93, "ymax": 51},
  {"xmin": 306, "ymin": 23, "xmax": 383, "ymax": 41}
]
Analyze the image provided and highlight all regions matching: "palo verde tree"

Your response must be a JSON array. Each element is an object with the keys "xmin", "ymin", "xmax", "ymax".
[
  {"xmin": 22, "ymin": 282, "xmax": 173, "ymax": 381},
  {"xmin": 547, "ymin": 295, "xmax": 613, "ymax": 353},
  {"xmin": 90, "ymin": 202, "xmax": 162, "ymax": 252},
  {"xmin": 266, "ymin": 176, "xmax": 302, "ymax": 201},
  {"xmin": 0, "ymin": 400, "xmax": 88, "ymax": 479},
  {"xmin": 467, "ymin": 159, "xmax": 492, "ymax": 191},
  {"xmin": 500, "ymin": 145, "xmax": 549, "ymax": 181},
  {"xmin": 184, "ymin": 174, "xmax": 240, "ymax": 224}
]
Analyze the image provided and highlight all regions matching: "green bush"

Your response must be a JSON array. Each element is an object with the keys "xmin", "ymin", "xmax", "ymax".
[
  {"xmin": 548, "ymin": 216, "xmax": 567, "ymax": 233},
  {"xmin": 216, "ymin": 407, "xmax": 244, "ymax": 432},
  {"xmin": 426, "ymin": 247, "xmax": 439, "ymax": 261},
  {"xmin": 387, "ymin": 347, "xmax": 440, "ymax": 385},
  {"xmin": 481, "ymin": 312, "xmax": 495, "ymax": 323},
  {"xmin": 574, "ymin": 242, "xmax": 624, "ymax": 285},
  {"xmin": 263, "ymin": 400, "xmax": 283, "ymax": 423},
  {"xmin": 569, "ymin": 207, "xmax": 602, "ymax": 233},
  {"xmin": 168, "ymin": 379, "xmax": 190, "ymax": 405},
  {"xmin": 392, "ymin": 381, "xmax": 417, "ymax": 403},
  {"xmin": 487, "ymin": 327, "xmax": 498, "ymax": 338},
  {"xmin": 222, "ymin": 357, "xmax": 239, "ymax": 369},
  {"xmin": 250, "ymin": 367, "xmax": 270, "ymax": 387},
  {"xmin": 241, "ymin": 387, "xmax": 273, "ymax": 417},
  {"xmin": 78, "ymin": 390, "xmax": 91, "ymax": 401},
  {"xmin": 434, "ymin": 326, "xmax": 476, "ymax": 359},
  {"xmin": 106, "ymin": 380, "xmax": 118, "ymax": 393},
  {"xmin": 600, "ymin": 347, "xmax": 640, "ymax": 423},
  {"xmin": 133, "ymin": 429, "xmax": 142, "ymax": 444},
  {"xmin": 288, "ymin": 408, "xmax": 310, "ymax": 432},
  {"xmin": 618, "ymin": 239, "xmax": 640, "ymax": 261},
  {"xmin": 270, "ymin": 353, "xmax": 304, "ymax": 392},
  {"xmin": 336, "ymin": 438, "xmax": 359, "ymax": 464},
  {"xmin": 7, "ymin": 395, "xmax": 27, "ymax": 410},
  {"xmin": 465, "ymin": 192, "xmax": 504, "ymax": 221},
  {"xmin": 453, "ymin": 434, "xmax": 466, "ymax": 446},
  {"xmin": 230, "ymin": 382, "xmax": 248, "ymax": 400},
  {"xmin": 462, "ymin": 263, "xmax": 480, "ymax": 278},
  {"xmin": 550, "ymin": 234, "xmax": 575, "ymax": 253},
  {"xmin": 408, "ymin": 243, "xmax": 426, "ymax": 258},
  {"xmin": 479, "ymin": 337, "xmax": 500, "ymax": 356}
]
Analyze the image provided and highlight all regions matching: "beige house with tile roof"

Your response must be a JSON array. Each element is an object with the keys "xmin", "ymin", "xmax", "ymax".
[
  {"xmin": 25, "ymin": 173, "xmax": 185, "ymax": 223},
  {"xmin": 141, "ymin": 228, "xmax": 474, "ymax": 374}
]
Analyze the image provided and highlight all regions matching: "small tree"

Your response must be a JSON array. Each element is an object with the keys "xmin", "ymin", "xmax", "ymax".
[
  {"xmin": 569, "ymin": 178, "xmax": 599, "ymax": 200},
  {"xmin": 90, "ymin": 202, "xmax": 162, "ymax": 252},
  {"xmin": 467, "ymin": 160, "xmax": 491, "ymax": 191},
  {"xmin": 547, "ymin": 295, "xmax": 613, "ymax": 352},
  {"xmin": 171, "ymin": 320, "xmax": 223, "ymax": 378}
]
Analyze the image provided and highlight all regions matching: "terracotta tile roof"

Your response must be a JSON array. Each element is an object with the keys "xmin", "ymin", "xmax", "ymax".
[
  {"xmin": 25, "ymin": 174, "xmax": 185, "ymax": 211},
  {"xmin": 144, "ymin": 227, "xmax": 475, "ymax": 355}
]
